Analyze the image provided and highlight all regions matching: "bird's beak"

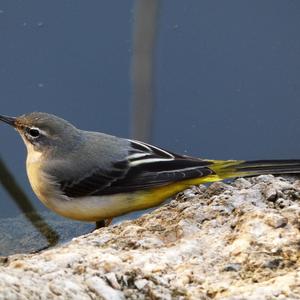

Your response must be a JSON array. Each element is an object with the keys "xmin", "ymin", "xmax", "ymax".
[{"xmin": 0, "ymin": 115, "xmax": 17, "ymax": 127}]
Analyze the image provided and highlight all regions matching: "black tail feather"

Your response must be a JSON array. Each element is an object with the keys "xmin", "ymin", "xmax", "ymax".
[{"xmin": 234, "ymin": 159, "xmax": 300, "ymax": 176}]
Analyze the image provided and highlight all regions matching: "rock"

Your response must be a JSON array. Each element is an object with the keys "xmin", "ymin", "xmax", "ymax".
[
  {"xmin": 86, "ymin": 276, "xmax": 124, "ymax": 300},
  {"xmin": 223, "ymin": 263, "xmax": 242, "ymax": 272},
  {"xmin": 265, "ymin": 215, "xmax": 288, "ymax": 228},
  {"xmin": 263, "ymin": 184, "xmax": 278, "ymax": 202},
  {"xmin": 134, "ymin": 279, "xmax": 149, "ymax": 290},
  {"xmin": 1, "ymin": 175, "xmax": 300, "ymax": 299}
]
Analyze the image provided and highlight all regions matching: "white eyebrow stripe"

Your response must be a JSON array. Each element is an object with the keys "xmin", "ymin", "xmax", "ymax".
[
  {"xmin": 30, "ymin": 127, "xmax": 48, "ymax": 136},
  {"xmin": 129, "ymin": 157, "xmax": 174, "ymax": 167}
]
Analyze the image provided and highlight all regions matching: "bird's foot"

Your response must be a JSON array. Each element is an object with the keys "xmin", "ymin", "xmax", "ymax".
[{"xmin": 95, "ymin": 218, "xmax": 113, "ymax": 230}]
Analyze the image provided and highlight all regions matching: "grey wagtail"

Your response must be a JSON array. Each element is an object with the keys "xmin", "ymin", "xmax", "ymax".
[{"xmin": 1, "ymin": 112, "xmax": 300, "ymax": 227}]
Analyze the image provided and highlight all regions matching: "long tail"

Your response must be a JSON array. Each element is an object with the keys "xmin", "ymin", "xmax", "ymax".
[{"xmin": 208, "ymin": 159, "xmax": 300, "ymax": 180}]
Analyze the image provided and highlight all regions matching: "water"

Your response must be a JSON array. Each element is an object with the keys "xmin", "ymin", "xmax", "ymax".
[{"xmin": 0, "ymin": 1, "xmax": 300, "ymax": 255}]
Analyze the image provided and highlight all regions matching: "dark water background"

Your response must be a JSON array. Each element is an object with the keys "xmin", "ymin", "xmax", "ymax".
[{"xmin": 0, "ymin": 1, "xmax": 300, "ymax": 254}]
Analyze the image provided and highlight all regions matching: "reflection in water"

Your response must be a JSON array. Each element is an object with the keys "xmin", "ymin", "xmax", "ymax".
[
  {"xmin": 0, "ymin": 157, "xmax": 59, "ymax": 251},
  {"xmin": 131, "ymin": 0, "xmax": 159, "ymax": 142}
]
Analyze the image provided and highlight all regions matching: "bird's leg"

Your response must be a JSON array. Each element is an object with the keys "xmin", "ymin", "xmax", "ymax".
[
  {"xmin": 95, "ymin": 218, "xmax": 113, "ymax": 229},
  {"xmin": 104, "ymin": 218, "xmax": 113, "ymax": 227}
]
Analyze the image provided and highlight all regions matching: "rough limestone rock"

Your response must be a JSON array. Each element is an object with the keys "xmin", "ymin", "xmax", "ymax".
[{"xmin": 1, "ymin": 175, "xmax": 300, "ymax": 299}]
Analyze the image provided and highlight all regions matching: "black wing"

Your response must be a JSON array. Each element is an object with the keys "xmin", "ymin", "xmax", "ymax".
[{"xmin": 60, "ymin": 140, "xmax": 214, "ymax": 198}]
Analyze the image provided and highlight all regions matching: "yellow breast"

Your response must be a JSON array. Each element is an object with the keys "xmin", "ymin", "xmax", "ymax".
[{"xmin": 26, "ymin": 147, "xmax": 60, "ymax": 211}]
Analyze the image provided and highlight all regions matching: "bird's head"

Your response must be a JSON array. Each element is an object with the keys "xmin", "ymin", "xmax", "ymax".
[{"xmin": 0, "ymin": 112, "xmax": 82, "ymax": 158}]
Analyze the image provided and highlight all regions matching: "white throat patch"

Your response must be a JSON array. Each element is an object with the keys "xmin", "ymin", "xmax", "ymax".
[{"xmin": 27, "ymin": 149, "xmax": 43, "ymax": 164}]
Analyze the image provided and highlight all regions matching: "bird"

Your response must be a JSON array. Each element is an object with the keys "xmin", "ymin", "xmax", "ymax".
[{"xmin": 1, "ymin": 112, "xmax": 300, "ymax": 228}]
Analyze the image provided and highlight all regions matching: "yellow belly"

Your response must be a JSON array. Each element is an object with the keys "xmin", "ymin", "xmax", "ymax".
[{"xmin": 46, "ymin": 174, "xmax": 221, "ymax": 222}]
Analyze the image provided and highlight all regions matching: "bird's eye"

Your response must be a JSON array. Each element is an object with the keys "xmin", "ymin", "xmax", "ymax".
[{"xmin": 28, "ymin": 128, "xmax": 40, "ymax": 138}]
